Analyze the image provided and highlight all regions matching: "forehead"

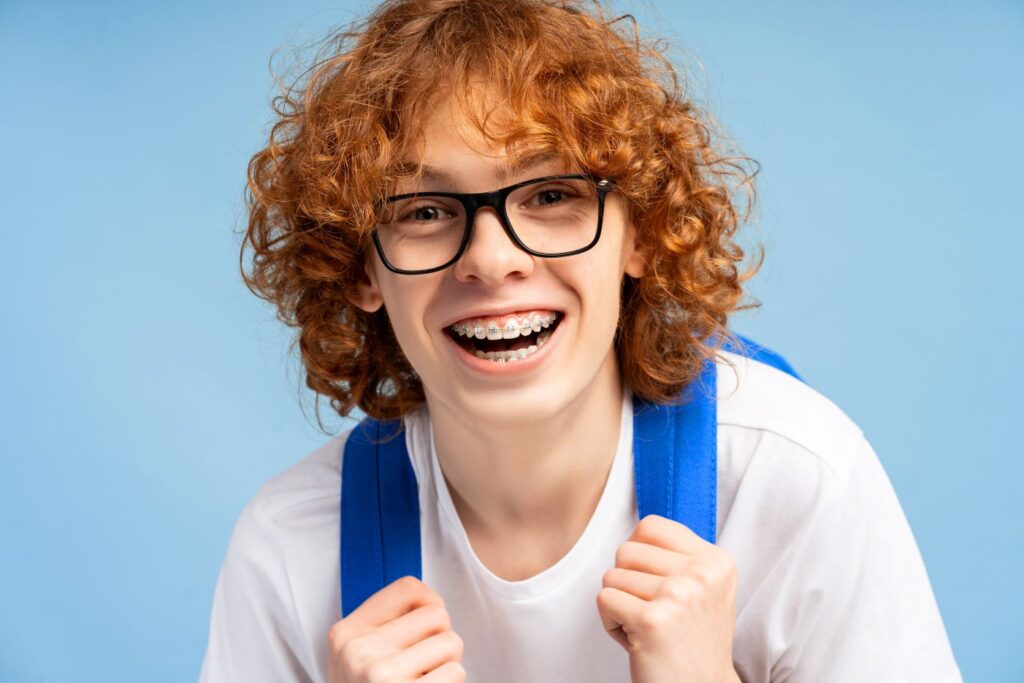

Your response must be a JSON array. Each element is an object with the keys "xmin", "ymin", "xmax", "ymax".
[
  {"xmin": 393, "ymin": 151, "xmax": 566, "ymax": 189},
  {"xmin": 392, "ymin": 90, "xmax": 578, "ymax": 187}
]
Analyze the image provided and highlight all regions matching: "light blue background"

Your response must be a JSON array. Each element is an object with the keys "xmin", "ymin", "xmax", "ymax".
[{"xmin": 1, "ymin": 1, "xmax": 1020, "ymax": 680}]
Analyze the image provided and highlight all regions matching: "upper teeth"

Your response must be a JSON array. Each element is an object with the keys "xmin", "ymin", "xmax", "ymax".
[{"xmin": 451, "ymin": 312, "xmax": 559, "ymax": 340}]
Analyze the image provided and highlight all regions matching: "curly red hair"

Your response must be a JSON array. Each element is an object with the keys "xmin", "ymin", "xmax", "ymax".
[{"xmin": 241, "ymin": 0, "xmax": 763, "ymax": 424}]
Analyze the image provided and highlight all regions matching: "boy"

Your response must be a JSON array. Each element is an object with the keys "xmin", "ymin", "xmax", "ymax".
[{"xmin": 200, "ymin": 1, "xmax": 961, "ymax": 681}]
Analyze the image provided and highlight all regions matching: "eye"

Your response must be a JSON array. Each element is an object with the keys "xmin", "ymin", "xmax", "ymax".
[
  {"xmin": 537, "ymin": 189, "xmax": 565, "ymax": 205},
  {"xmin": 529, "ymin": 185, "xmax": 577, "ymax": 207},
  {"xmin": 400, "ymin": 203, "xmax": 453, "ymax": 222}
]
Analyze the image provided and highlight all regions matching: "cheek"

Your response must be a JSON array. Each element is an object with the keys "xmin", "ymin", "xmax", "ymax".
[
  {"xmin": 569, "ymin": 260, "xmax": 626, "ymax": 341},
  {"xmin": 377, "ymin": 277, "xmax": 442, "ymax": 362}
]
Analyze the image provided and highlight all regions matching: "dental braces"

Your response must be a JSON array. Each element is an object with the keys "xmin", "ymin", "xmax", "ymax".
[{"xmin": 450, "ymin": 312, "xmax": 560, "ymax": 340}]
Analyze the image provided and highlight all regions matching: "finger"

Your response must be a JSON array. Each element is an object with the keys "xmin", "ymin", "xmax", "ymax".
[
  {"xmin": 387, "ymin": 629, "xmax": 464, "ymax": 679},
  {"xmin": 346, "ymin": 576, "xmax": 444, "ymax": 633},
  {"xmin": 596, "ymin": 585, "xmax": 646, "ymax": 645},
  {"xmin": 629, "ymin": 514, "xmax": 708, "ymax": 555},
  {"xmin": 373, "ymin": 602, "xmax": 453, "ymax": 651},
  {"xmin": 419, "ymin": 660, "xmax": 467, "ymax": 682},
  {"xmin": 602, "ymin": 566, "xmax": 663, "ymax": 601},
  {"xmin": 615, "ymin": 540, "xmax": 694, "ymax": 577}
]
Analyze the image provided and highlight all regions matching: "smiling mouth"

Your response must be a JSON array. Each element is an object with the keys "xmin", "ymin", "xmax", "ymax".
[{"xmin": 446, "ymin": 312, "xmax": 564, "ymax": 362}]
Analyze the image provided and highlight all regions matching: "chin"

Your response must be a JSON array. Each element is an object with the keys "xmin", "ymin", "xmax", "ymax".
[{"xmin": 451, "ymin": 372, "xmax": 593, "ymax": 426}]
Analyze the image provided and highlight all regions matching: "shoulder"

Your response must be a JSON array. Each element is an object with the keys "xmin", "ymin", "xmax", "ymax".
[
  {"xmin": 240, "ymin": 406, "xmax": 432, "ymax": 540},
  {"xmin": 711, "ymin": 351, "xmax": 962, "ymax": 680},
  {"xmin": 711, "ymin": 346, "xmax": 883, "ymax": 539},
  {"xmin": 224, "ymin": 430, "xmax": 352, "ymax": 572},
  {"xmin": 714, "ymin": 346, "xmax": 866, "ymax": 481},
  {"xmin": 250, "ymin": 432, "xmax": 349, "ymax": 522},
  {"xmin": 214, "ymin": 433, "xmax": 354, "ymax": 652},
  {"xmin": 202, "ymin": 435, "xmax": 353, "ymax": 683}
]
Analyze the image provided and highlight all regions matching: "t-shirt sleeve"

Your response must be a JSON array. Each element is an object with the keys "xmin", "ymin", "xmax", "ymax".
[
  {"xmin": 198, "ymin": 496, "xmax": 316, "ymax": 683},
  {"xmin": 770, "ymin": 431, "xmax": 962, "ymax": 682}
]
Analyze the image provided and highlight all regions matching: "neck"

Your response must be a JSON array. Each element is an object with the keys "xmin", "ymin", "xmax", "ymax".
[{"xmin": 424, "ymin": 350, "xmax": 626, "ymax": 540}]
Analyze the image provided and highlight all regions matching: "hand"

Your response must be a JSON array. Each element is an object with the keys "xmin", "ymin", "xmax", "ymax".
[
  {"xmin": 327, "ymin": 575, "xmax": 466, "ymax": 682},
  {"xmin": 596, "ymin": 514, "xmax": 741, "ymax": 683}
]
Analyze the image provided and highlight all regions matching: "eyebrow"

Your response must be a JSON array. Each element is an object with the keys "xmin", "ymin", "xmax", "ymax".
[{"xmin": 395, "ymin": 151, "xmax": 564, "ymax": 189}]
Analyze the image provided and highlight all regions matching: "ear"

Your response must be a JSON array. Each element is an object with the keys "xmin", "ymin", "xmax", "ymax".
[
  {"xmin": 622, "ymin": 221, "xmax": 648, "ymax": 279},
  {"xmin": 348, "ymin": 253, "xmax": 385, "ymax": 313}
]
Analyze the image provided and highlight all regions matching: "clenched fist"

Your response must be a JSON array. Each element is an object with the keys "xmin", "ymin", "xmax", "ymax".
[
  {"xmin": 327, "ymin": 576, "xmax": 466, "ymax": 682},
  {"xmin": 597, "ymin": 514, "xmax": 742, "ymax": 683}
]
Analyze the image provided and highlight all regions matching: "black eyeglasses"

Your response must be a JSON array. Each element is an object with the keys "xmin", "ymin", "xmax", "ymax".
[{"xmin": 370, "ymin": 173, "xmax": 615, "ymax": 275}]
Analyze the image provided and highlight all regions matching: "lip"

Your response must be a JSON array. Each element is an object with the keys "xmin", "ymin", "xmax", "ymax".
[
  {"xmin": 440, "ymin": 304, "xmax": 565, "ymax": 330},
  {"xmin": 443, "ymin": 312, "xmax": 564, "ymax": 376}
]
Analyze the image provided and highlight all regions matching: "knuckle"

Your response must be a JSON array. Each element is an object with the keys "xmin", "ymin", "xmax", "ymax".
[
  {"xmin": 717, "ymin": 567, "xmax": 737, "ymax": 593},
  {"xmin": 365, "ymin": 660, "xmax": 396, "ymax": 683},
  {"xmin": 439, "ymin": 661, "xmax": 467, "ymax": 682},
  {"xmin": 443, "ymin": 630, "xmax": 465, "ymax": 656},
  {"xmin": 327, "ymin": 620, "xmax": 348, "ymax": 651},
  {"xmin": 691, "ymin": 561, "xmax": 717, "ymax": 586},
  {"xmin": 396, "ymin": 575, "xmax": 444, "ymax": 606},
  {"xmin": 396, "ymin": 575, "xmax": 422, "ymax": 592},
  {"xmin": 338, "ymin": 637, "xmax": 371, "ymax": 672},
  {"xmin": 615, "ymin": 541, "xmax": 639, "ymax": 565},
  {"xmin": 637, "ymin": 601, "xmax": 673, "ymax": 630},
  {"xmin": 720, "ymin": 552, "xmax": 739, "ymax": 582},
  {"xmin": 421, "ymin": 602, "xmax": 452, "ymax": 629},
  {"xmin": 420, "ymin": 583, "xmax": 444, "ymax": 605},
  {"xmin": 601, "ymin": 567, "xmax": 619, "ymax": 586},
  {"xmin": 638, "ymin": 514, "xmax": 662, "ymax": 532},
  {"xmin": 702, "ymin": 550, "xmax": 738, "ymax": 588},
  {"xmin": 660, "ymin": 576, "xmax": 698, "ymax": 603}
]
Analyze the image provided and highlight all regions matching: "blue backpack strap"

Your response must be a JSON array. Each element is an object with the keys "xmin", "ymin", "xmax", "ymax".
[
  {"xmin": 633, "ymin": 333, "xmax": 802, "ymax": 544},
  {"xmin": 633, "ymin": 354, "xmax": 719, "ymax": 542},
  {"xmin": 340, "ymin": 417, "xmax": 421, "ymax": 618}
]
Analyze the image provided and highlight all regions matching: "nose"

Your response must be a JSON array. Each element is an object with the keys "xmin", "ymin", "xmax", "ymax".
[{"xmin": 451, "ymin": 207, "xmax": 535, "ymax": 285}]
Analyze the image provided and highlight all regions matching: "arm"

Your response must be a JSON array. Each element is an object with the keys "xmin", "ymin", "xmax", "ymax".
[
  {"xmin": 772, "ymin": 432, "xmax": 961, "ymax": 682},
  {"xmin": 198, "ymin": 499, "xmax": 315, "ymax": 683}
]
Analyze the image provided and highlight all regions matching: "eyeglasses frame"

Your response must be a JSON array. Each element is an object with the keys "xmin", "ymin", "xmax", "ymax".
[{"xmin": 370, "ymin": 173, "xmax": 616, "ymax": 275}]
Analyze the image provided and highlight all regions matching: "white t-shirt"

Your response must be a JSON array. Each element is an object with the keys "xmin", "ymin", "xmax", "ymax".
[{"xmin": 198, "ymin": 349, "xmax": 962, "ymax": 682}]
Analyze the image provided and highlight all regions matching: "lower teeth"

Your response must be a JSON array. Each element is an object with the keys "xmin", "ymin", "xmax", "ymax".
[{"xmin": 474, "ymin": 330, "xmax": 552, "ymax": 363}]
